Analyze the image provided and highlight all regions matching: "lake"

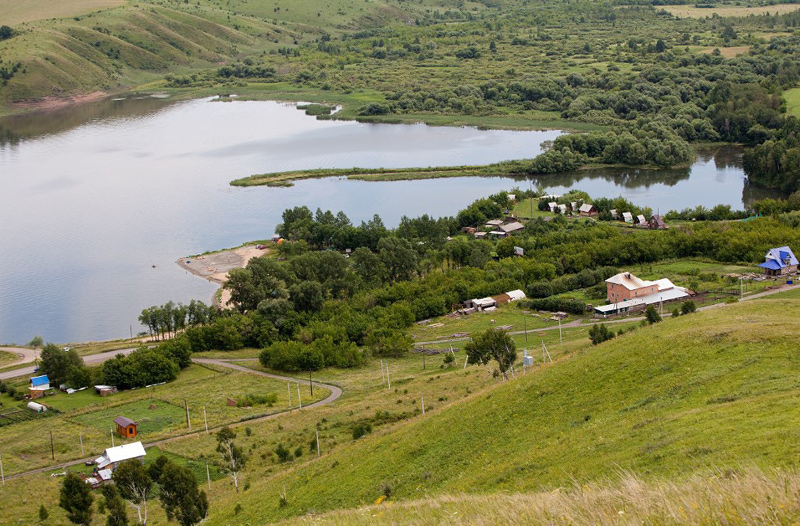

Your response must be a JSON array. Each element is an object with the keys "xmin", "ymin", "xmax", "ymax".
[{"xmin": 0, "ymin": 96, "xmax": 772, "ymax": 344}]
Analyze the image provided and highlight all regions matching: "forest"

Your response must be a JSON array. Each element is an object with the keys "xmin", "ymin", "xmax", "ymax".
[{"xmin": 129, "ymin": 190, "xmax": 800, "ymax": 373}]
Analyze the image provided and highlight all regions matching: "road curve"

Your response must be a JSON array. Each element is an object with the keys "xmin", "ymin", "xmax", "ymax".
[
  {"xmin": 4, "ymin": 358, "xmax": 343, "ymax": 481},
  {"xmin": 0, "ymin": 346, "xmax": 40, "ymax": 368},
  {"xmin": 0, "ymin": 347, "xmax": 140, "ymax": 381}
]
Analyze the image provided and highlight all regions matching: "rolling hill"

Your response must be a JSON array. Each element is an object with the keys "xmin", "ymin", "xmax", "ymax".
[{"xmin": 206, "ymin": 295, "xmax": 800, "ymax": 523}]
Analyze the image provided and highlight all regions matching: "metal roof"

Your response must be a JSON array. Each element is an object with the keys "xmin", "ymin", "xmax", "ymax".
[
  {"xmin": 579, "ymin": 203, "xmax": 595, "ymax": 213},
  {"xmin": 506, "ymin": 290, "xmax": 526, "ymax": 301},
  {"xmin": 499, "ymin": 221, "xmax": 525, "ymax": 233},
  {"xmin": 762, "ymin": 246, "xmax": 798, "ymax": 268},
  {"xmin": 113, "ymin": 416, "xmax": 136, "ymax": 427},
  {"xmin": 100, "ymin": 442, "xmax": 146, "ymax": 464},
  {"xmin": 595, "ymin": 286, "xmax": 689, "ymax": 314},
  {"xmin": 30, "ymin": 375, "xmax": 49, "ymax": 387}
]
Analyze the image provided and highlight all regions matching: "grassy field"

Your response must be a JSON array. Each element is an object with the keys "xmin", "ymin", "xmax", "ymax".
[
  {"xmin": 280, "ymin": 468, "xmax": 800, "ymax": 525},
  {"xmin": 0, "ymin": 350, "xmax": 20, "ymax": 368},
  {"xmin": 663, "ymin": 4, "xmax": 800, "ymax": 18},
  {"xmin": 0, "ymin": 0, "xmax": 125, "ymax": 25},
  {"xmin": 412, "ymin": 303, "xmax": 559, "ymax": 342},
  {"xmin": 784, "ymin": 86, "xmax": 800, "ymax": 118},
  {"xmin": 200, "ymin": 297, "xmax": 800, "ymax": 523},
  {"xmin": 0, "ymin": 364, "xmax": 328, "ymax": 476}
]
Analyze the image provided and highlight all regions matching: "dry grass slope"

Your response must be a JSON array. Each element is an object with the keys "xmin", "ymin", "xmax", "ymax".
[{"xmin": 280, "ymin": 468, "xmax": 800, "ymax": 525}]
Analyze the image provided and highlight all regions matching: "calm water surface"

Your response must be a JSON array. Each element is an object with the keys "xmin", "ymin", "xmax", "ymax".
[{"xmin": 0, "ymin": 96, "xmax": 771, "ymax": 343}]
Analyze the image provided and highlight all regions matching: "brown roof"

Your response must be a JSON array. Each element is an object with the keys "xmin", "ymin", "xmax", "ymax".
[{"xmin": 113, "ymin": 416, "xmax": 136, "ymax": 427}]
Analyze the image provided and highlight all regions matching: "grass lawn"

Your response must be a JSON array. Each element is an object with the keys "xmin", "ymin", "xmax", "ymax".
[
  {"xmin": 411, "ymin": 303, "xmax": 559, "ymax": 342},
  {"xmin": 71, "ymin": 398, "xmax": 186, "ymax": 435},
  {"xmin": 511, "ymin": 198, "xmax": 558, "ymax": 219},
  {"xmin": 784, "ymin": 87, "xmax": 800, "ymax": 118}
]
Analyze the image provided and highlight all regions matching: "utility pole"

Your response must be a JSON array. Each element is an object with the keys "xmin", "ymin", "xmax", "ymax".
[
  {"xmin": 0, "ymin": 454, "xmax": 4, "ymax": 485},
  {"xmin": 421, "ymin": 393, "xmax": 425, "ymax": 415},
  {"xmin": 309, "ymin": 368, "xmax": 313, "ymax": 396},
  {"xmin": 287, "ymin": 382, "xmax": 292, "ymax": 407},
  {"xmin": 316, "ymin": 430, "xmax": 320, "ymax": 457},
  {"xmin": 206, "ymin": 463, "xmax": 211, "ymax": 491},
  {"xmin": 185, "ymin": 400, "xmax": 191, "ymax": 431},
  {"xmin": 297, "ymin": 383, "xmax": 302, "ymax": 409},
  {"xmin": 387, "ymin": 366, "xmax": 391, "ymax": 390},
  {"xmin": 203, "ymin": 406, "xmax": 209, "ymax": 434},
  {"xmin": 50, "ymin": 430, "xmax": 55, "ymax": 460},
  {"xmin": 79, "ymin": 431, "xmax": 84, "ymax": 456},
  {"xmin": 558, "ymin": 318, "xmax": 562, "ymax": 345},
  {"xmin": 111, "ymin": 429, "xmax": 115, "ymax": 447}
]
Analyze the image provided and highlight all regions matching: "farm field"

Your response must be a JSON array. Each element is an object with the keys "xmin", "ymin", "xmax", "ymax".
[{"xmin": 0, "ymin": 364, "xmax": 328, "ymax": 475}]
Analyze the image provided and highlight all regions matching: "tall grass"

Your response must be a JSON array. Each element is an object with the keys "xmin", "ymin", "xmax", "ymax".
[{"xmin": 282, "ymin": 467, "xmax": 800, "ymax": 525}]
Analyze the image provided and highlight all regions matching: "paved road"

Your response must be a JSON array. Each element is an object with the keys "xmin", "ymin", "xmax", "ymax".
[
  {"xmin": 0, "ymin": 347, "xmax": 139, "ymax": 381},
  {"xmin": 5, "ymin": 358, "xmax": 342, "ymax": 481}
]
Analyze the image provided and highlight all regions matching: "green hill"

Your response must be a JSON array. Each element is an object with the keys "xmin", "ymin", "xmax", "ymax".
[
  {"xmin": 207, "ymin": 296, "xmax": 800, "ymax": 523},
  {"xmin": 0, "ymin": 0, "xmax": 483, "ymax": 111}
]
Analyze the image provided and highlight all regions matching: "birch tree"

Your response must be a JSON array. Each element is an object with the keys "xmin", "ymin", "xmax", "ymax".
[
  {"xmin": 113, "ymin": 460, "xmax": 153, "ymax": 525},
  {"xmin": 216, "ymin": 426, "xmax": 247, "ymax": 492}
]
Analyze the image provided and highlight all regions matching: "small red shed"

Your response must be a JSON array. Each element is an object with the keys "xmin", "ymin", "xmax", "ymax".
[{"xmin": 113, "ymin": 416, "xmax": 138, "ymax": 438}]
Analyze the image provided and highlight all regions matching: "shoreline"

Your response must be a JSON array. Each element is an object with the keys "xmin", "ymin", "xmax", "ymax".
[{"xmin": 177, "ymin": 245, "xmax": 269, "ymax": 308}]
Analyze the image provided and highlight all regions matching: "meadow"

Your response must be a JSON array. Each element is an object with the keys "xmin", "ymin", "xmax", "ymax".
[{"xmin": 0, "ymin": 364, "xmax": 328, "ymax": 476}]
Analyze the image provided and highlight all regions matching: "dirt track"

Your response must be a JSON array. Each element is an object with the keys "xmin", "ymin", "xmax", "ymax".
[{"xmin": 4, "ymin": 358, "xmax": 342, "ymax": 481}]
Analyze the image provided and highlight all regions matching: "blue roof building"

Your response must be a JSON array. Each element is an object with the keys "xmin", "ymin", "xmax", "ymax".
[
  {"xmin": 759, "ymin": 246, "xmax": 798, "ymax": 276},
  {"xmin": 30, "ymin": 375, "xmax": 50, "ymax": 388}
]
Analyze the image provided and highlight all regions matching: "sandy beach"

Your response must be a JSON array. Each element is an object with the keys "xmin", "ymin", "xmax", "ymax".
[{"xmin": 177, "ymin": 245, "xmax": 268, "ymax": 307}]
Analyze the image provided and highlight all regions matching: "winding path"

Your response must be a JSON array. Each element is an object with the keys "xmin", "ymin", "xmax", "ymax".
[{"xmin": 3, "ymin": 358, "xmax": 342, "ymax": 481}]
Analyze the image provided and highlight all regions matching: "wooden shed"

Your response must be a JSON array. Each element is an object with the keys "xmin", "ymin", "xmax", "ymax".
[{"xmin": 113, "ymin": 416, "xmax": 138, "ymax": 438}]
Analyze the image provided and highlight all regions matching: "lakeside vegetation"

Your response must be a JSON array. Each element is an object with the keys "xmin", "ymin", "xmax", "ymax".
[
  {"xmin": 2, "ymin": 0, "xmax": 800, "ymax": 188},
  {"xmin": 6, "ymin": 0, "xmax": 800, "ymax": 522}
]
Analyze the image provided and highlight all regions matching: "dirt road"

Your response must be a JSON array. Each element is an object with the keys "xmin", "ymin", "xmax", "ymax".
[{"xmin": 4, "ymin": 358, "xmax": 342, "ymax": 481}]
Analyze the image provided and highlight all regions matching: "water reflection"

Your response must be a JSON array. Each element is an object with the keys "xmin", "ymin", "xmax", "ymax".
[{"xmin": 0, "ymin": 95, "xmax": 177, "ymax": 147}]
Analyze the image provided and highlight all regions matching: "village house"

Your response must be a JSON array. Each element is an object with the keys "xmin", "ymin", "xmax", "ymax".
[
  {"xmin": 499, "ymin": 221, "xmax": 525, "ymax": 235},
  {"xmin": 636, "ymin": 214, "xmax": 647, "ymax": 226},
  {"xmin": 579, "ymin": 203, "xmax": 598, "ymax": 217},
  {"xmin": 548, "ymin": 202, "xmax": 558, "ymax": 213},
  {"xmin": 29, "ymin": 375, "xmax": 50, "ymax": 399},
  {"xmin": 114, "ymin": 416, "xmax": 138, "ymax": 438},
  {"xmin": 610, "ymin": 209, "xmax": 618, "ymax": 220},
  {"xmin": 596, "ymin": 272, "xmax": 689, "ymax": 316},
  {"xmin": 759, "ymin": 246, "xmax": 798, "ymax": 276},
  {"xmin": 95, "ymin": 441, "xmax": 146, "ymax": 471},
  {"xmin": 649, "ymin": 214, "xmax": 666, "ymax": 230},
  {"xmin": 622, "ymin": 212, "xmax": 633, "ymax": 223},
  {"xmin": 486, "ymin": 219, "xmax": 504, "ymax": 228}
]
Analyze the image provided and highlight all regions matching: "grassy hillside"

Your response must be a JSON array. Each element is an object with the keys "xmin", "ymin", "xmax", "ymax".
[
  {"xmin": 206, "ymin": 296, "xmax": 800, "ymax": 523},
  {"xmin": 0, "ymin": 0, "xmax": 482, "ymax": 111},
  {"xmin": 0, "ymin": 0, "xmax": 126, "ymax": 26},
  {"xmin": 280, "ymin": 468, "xmax": 800, "ymax": 524}
]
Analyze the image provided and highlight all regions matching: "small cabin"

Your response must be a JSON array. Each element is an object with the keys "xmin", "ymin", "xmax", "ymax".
[
  {"xmin": 579, "ymin": 203, "xmax": 598, "ymax": 217},
  {"xmin": 759, "ymin": 246, "xmax": 798, "ymax": 276},
  {"xmin": 29, "ymin": 375, "xmax": 50, "ymax": 400},
  {"xmin": 113, "ymin": 416, "xmax": 138, "ymax": 438}
]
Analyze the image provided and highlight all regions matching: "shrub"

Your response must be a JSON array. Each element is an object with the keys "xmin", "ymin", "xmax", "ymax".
[
  {"xmin": 275, "ymin": 443, "xmax": 293, "ymax": 462},
  {"xmin": 352, "ymin": 422, "xmax": 372, "ymax": 439}
]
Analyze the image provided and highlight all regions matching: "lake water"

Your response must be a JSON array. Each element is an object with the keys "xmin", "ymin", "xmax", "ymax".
[{"xmin": 0, "ymin": 96, "xmax": 773, "ymax": 344}]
